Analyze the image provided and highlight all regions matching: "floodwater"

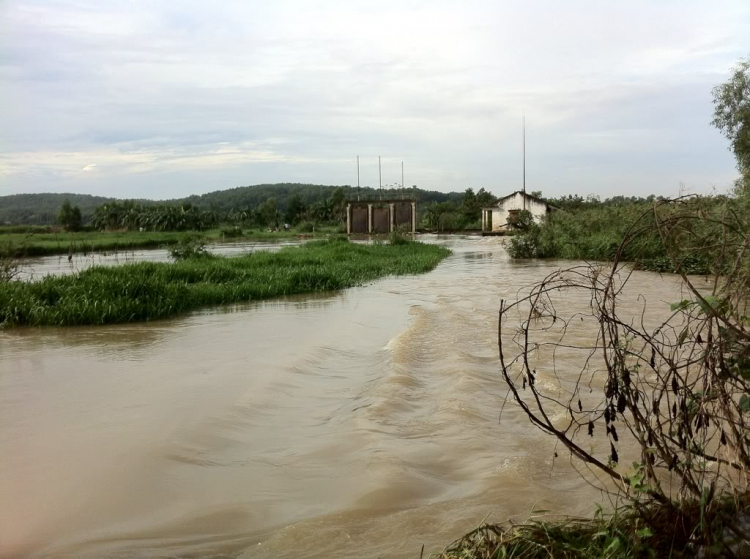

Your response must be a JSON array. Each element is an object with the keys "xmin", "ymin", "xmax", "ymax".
[
  {"xmin": 0, "ymin": 236, "xmax": 699, "ymax": 558},
  {"xmin": 16, "ymin": 240, "xmax": 306, "ymax": 281}
]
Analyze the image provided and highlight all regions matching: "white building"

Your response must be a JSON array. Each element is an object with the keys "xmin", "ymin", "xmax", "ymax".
[{"xmin": 481, "ymin": 191, "xmax": 554, "ymax": 232}]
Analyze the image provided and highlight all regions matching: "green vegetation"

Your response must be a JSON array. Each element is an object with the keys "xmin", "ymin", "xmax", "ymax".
[
  {"xmin": 57, "ymin": 199, "xmax": 83, "ymax": 231},
  {"xmin": 506, "ymin": 54, "xmax": 750, "ymax": 274},
  {"xmin": 0, "ymin": 239, "xmax": 450, "ymax": 327},
  {"xmin": 440, "ymin": 57, "xmax": 750, "ymax": 558},
  {"xmin": 0, "ymin": 183, "xmax": 465, "ymax": 226},
  {"xmin": 421, "ymin": 188, "xmax": 497, "ymax": 231},
  {"xmin": 0, "ymin": 225, "xmax": 343, "ymax": 258},
  {"xmin": 505, "ymin": 198, "xmax": 718, "ymax": 273},
  {"xmin": 434, "ymin": 496, "xmax": 749, "ymax": 558}
]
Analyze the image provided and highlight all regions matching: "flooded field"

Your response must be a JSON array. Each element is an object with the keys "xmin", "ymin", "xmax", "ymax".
[
  {"xmin": 15, "ymin": 240, "xmax": 308, "ymax": 281},
  {"xmin": 0, "ymin": 236, "xmax": 696, "ymax": 558}
]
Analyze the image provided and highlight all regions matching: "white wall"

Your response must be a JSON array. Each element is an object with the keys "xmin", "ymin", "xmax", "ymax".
[{"xmin": 490, "ymin": 192, "xmax": 548, "ymax": 231}]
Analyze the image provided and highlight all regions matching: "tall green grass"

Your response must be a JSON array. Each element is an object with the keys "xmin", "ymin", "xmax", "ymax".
[
  {"xmin": 505, "ymin": 200, "xmax": 728, "ymax": 273},
  {"xmin": 0, "ymin": 239, "xmax": 450, "ymax": 327},
  {"xmin": 0, "ymin": 225, "xmax": 344, "ymax": 258}
]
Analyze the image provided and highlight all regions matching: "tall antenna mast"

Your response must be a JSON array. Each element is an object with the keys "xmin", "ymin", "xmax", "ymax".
[
  {"xmin": 357, "ymin": 155, "xmax": 360, "ymax": 201},
  {"xmin": 401, "ymin": 161, "xmax": 404, "ymax": 199},
  {"xmin": 379, "ymin": 156, "xmax": 382, "ymax": 200},
  {"xmin": 523, "ymin": 114, "xmax": 526, "ymax": 211}
]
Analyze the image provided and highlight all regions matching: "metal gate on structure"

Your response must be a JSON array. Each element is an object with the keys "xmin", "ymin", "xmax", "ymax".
[{"xmin": 345, "ymin": 199, "xmax": 417, "ymax": 234}]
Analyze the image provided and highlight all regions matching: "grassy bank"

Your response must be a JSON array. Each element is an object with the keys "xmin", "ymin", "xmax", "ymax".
[
  {"xmin": 0, "ymin": 225, "xmax": 343, "ymax": 258},
  {"xmin": 433, "ymin": 495, "xmax": 750, "ymax": 558},
  {"xmin": 504, "ymin": 197, "xmax": 742, "ymax": 274},
  {"xmin": 0, "ymin": 238, "xmax": 449, "ymax": 327}
]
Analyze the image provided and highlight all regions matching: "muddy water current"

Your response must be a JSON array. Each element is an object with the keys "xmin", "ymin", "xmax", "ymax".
[{"xmin": 0, "ymin": 236, "xmax": 700, "ymax": 558}]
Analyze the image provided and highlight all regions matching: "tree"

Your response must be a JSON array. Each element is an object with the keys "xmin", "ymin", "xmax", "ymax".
[
  {"xmin": 329, "ymin": 187, "xmax": 346, "ymax": 223},
  {"xmin": 257, "ymin": 197, "xmax": 279, "ymax": 227},
  {"xmin": 712, "ymin": 56, "xmax": 750, "ymax": 174},
  {"xmin": 713, "ymin": 56, "xmax": 750, "ymax": 210},
  {"xmin": 460, "ymin": 188, "xmax": 480, "ymax": 222},
  {"xmin": 475, "ymin": 188, "xmax": 497, "ymax": 209},
  {"xmin": 58, "ymin": 199, "xmax": 82, "ymax": 231},
  {"xmin": 284, "ymin": 194, "xmax": 307, "ymax": 225}
]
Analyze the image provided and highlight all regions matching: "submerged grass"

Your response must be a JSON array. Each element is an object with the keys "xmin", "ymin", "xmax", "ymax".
[
  {"xmin": 433, "ymin": 495, "xmax": 750, "ymax": 559},
  {"xmin": 0, "ymin": 238, "xmax": 449, "ymax": 327},
  {"xmin": 0, "ymin": 226, "xmax": 343, "ymax": 258}
]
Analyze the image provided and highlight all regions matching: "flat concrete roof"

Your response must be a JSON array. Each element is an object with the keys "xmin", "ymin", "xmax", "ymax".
[{"xmin": 347, "ymin": 199, "xmax": 416, "ymax": 204}]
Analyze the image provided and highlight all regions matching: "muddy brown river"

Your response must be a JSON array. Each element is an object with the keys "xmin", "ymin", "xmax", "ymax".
[{"xmin": 0, "ymin": 236, "xmax": 697, "ymax": 557}]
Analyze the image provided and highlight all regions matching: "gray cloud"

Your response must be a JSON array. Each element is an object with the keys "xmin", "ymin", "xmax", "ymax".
[{"xmin": 1, "ymin": 0, "xmax": 748, "ymax": 199}]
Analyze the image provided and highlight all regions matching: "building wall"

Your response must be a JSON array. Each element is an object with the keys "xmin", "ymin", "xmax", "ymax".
[
  {"xmin": 351, "ymin": 207, "xmax": 368, "ymax": 233},
  {"xmin": 490, "ymin": 192, "xmax": 548, "ymax": 231},
  {"xmin": 372, "ymin": 207, "xmax": 390, "ymax": 233}
]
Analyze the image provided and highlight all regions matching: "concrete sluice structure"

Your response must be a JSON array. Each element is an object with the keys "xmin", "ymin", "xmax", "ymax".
[{"xmin": 346, "ymin": 199, "xmax": 417, "ymax": 234}]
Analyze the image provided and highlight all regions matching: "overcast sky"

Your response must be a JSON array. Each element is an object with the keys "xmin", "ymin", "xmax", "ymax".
[{"xmin": 1, "ymin": 1, "xmax": 748, "ymax": 200}]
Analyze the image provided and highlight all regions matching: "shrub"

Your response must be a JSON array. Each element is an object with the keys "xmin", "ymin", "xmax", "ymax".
[
  {"xmin": 167, "ymin": 237, "xmax": 212, "ymax": 261},
  {"xmin": 497, "ymin": 200, "xmax": 750, "ymax": 554},
  {"xmin": 221, "ymin": 226, "xmax": 243, "ymax": 238},
  {"xmin": 296, "ymin": 221, "xmax": 316, "ymax": 233},
  {"xmin": 388, "ymin": 230, "xmax": 411, "ymax": 246}
]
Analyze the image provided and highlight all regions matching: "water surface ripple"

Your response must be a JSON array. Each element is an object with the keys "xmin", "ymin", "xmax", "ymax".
[{"xmin": 0, "ymin": 236, "xmax": 695, "ymax": 557}]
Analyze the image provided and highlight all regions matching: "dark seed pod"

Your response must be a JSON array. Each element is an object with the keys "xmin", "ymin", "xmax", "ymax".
[
  {"xmin": 648, "ymin": 432, "xmax": 653, "ymax": 446},
  {"xmin": 653, "ymin": 399, "xmax": 659, "ymax": 414},
  {"xmin": 648, "ymin": 453, "xmax": 655, "ymax": 465},
  {"xmin": 720, "ymin": 431, "xmax": 727, "ymax": 445},
  {"xmin": 634, "ymin": 392, "xmax": 639, "ymax": 404},
  {"xmin": 604, "ymin": 407, "xmax": 611, "ymax": 424},
  {"xmin": 588, "ymin": 421, "xmax": 594, "ymax": 436},
  {"xmin": 578, "ymin": 399, "xmax": 582, "ymax": 412},
  {"xmin": 605, "ymin": 382, "xmax": 614, "ymax": 399},
  {"xmin": 554, "ymin": 452, "xmax": 558, "ymax": 458},
  {"xmin": 672, "ymin": 375, "xmax": 679, "ymax": 394},
  {"xmin": 672, "ymin": 403, "xmax": 677, "ymax": 418},
  {"xmin": 609, "ymin": 403, "xmax": 617, "ymax": 420},
  {"xmin": 650, "ymin": 348, "xmax": 656, "ymax": 368},
  {"xmin": 622, "ymin": 369, "xmax": 631, "ymax": 389},
  {"xmin": 697, "ymin": 333, "xmax": 703, "ymax": 344},
  {"xmin": 522, "ymin": 377, "xmax": 527, "ymax": 390},
  {"xmin": 610, "ymin": 426, "xmax": 619, "ymax": 442},
  {"xmin": 610, "ymin": 443, "xmax": 619, "ymax": 464},
  {"xmin": 606, "ymin": 425, "xmax": 611, "ymax": 436},
  {"xmin": 617, "ymin": 394, "xmax": 627, "ymax": 414},
  {"xmin": 528, "ymin": 372, "xmax": 535, "ymax": 387},
  {"xmin": 668, "ymin": 455, "xmax": 677, "ymax": 471}
]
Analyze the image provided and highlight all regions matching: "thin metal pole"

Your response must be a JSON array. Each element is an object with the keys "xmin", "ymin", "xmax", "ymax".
[
  {"xmin": 357, "ymin": 155, "xmax": 360, "ymax": 201},
  {"xmin": 523, "ymin": 114, "xmax": 526, "ymax": 211},
  {"xmin": 379, "ymin": 156, "xmax": 382, "ymax": 200},
  {"xmin": 401, "ymin": 161, "xmax": 404, "ymax": 199}
]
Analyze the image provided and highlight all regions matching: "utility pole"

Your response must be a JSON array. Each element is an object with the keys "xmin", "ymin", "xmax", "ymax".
[
  {"xmin": 523, "ymin": 114, "xmax": 526, "ymax": 211},
  {"xmin": 401, "ymin": 161, "xmax": 404, "ymax": 199},
  {"xmin": 379, "ymin": 156, "xmax": 382, "ymax": 200},
  {"xmin": 357, "ymin": 155, "xmax": 360, "ymax": 201}
]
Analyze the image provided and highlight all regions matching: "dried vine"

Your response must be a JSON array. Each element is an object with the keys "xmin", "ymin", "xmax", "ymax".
[{"xmin": 499, "ymin": 197, "xmax": 750, "ymax": 546}]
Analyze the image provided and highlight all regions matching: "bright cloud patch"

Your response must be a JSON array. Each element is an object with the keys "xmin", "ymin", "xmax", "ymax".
[{"xmin": 0, "ymin": 0, "xmax": 747, "ymax": 198}]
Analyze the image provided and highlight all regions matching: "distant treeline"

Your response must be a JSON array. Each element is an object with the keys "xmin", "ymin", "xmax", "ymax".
[{"xmin": 0, "ymin": 183, "xmax": 463, "ymax": 226}]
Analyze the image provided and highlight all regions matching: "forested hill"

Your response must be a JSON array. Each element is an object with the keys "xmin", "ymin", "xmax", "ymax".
[
  {"xmin": 0, "ymin": 183, "xmax": 465, "ymax": 225},
  {"xmin": 179, "ymin": 183, "xmax": 462, "ymax": 213},
  {"xmin": 0, "ymin": 193, "xmax": 116, "ymax": 225}
]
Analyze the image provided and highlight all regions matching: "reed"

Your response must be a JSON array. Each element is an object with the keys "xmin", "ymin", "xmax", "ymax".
[
  {"xmin": 432, "ymin": 495, "xmax": 750, "ymax": 558},
  {"xmin": 0, "ymin": 226, "xmax": 344, "ymax": 258},
  {"xmin": 0, "ymin": 239, "xmax": 450, "ymax": 327}
]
